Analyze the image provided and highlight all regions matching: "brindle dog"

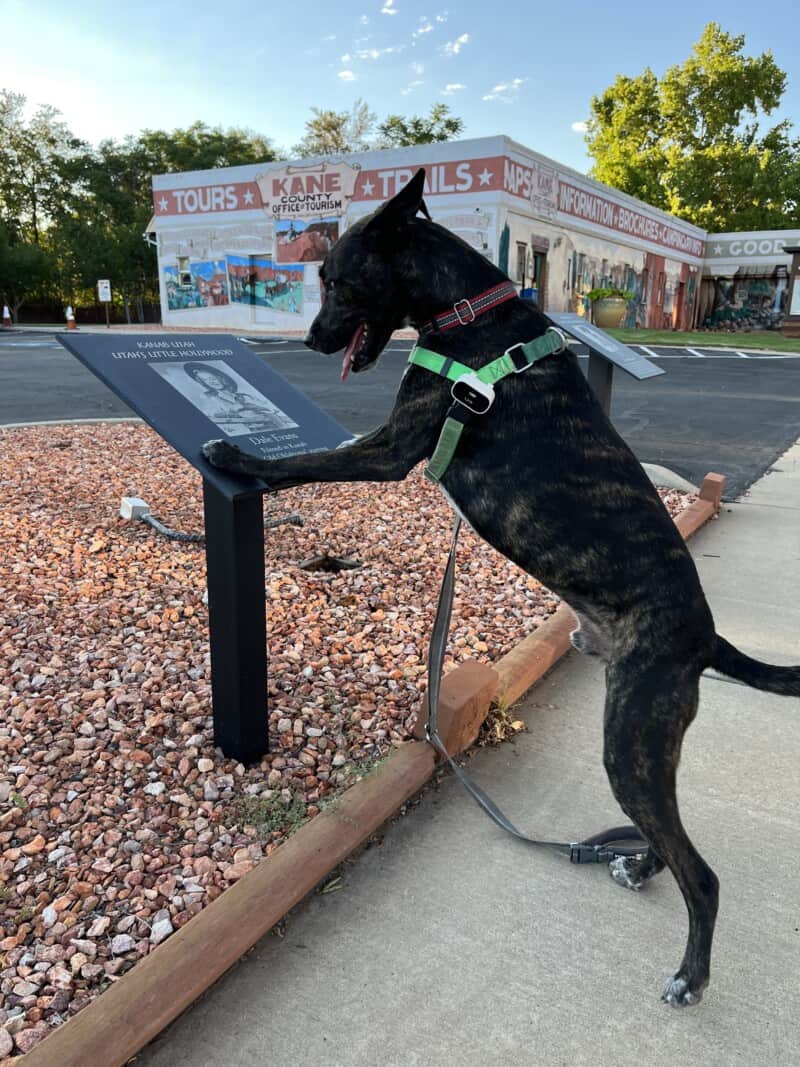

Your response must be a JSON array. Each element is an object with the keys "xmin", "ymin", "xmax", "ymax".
[{"xmin": 204, "ymin": 168, "xmax": 799, "ymax": 1006}]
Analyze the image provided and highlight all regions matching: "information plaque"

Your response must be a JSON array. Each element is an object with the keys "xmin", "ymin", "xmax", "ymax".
[
  {"xmin": 546, "ymin": 311, "xmax": 664, "ymax": 414},
  {"xmin": 58, "ymin": 332, "xmax": 352, "ymax": 763},
  {"xmin": 546, "ymin": 312, "xmax": 664, "ymax": 380},
  {"xmin": 57, "ymin": 333, "xmax": 352, "ymax": 500}
]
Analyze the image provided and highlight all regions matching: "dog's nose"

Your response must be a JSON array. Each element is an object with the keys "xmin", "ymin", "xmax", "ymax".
[{"xmin": 303, "ymin": 330, "xmax": 317, "ymax": 350}]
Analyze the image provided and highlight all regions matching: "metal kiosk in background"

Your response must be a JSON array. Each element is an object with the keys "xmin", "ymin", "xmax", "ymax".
[
  {"xmin": 58, "ymin": 333, "xmax": 351, "ymax": 764},
  {"xmin": 547, "ymin": 311, "xmax": 665, "ymax": 412}
]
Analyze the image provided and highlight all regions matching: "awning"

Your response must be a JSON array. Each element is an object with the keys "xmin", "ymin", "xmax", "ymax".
[
  {"xmin": 702, "ymin": 261, "xmax": 738, "ymax": 277},
  {"xmin": 144, "ymin": 215, "xmax": 157, "ymax": 234},
  {"xmin": 735, "ymin": 264, "xmax": 784, "ymax": 277},
  {"xmin": 703, "ymin": 261, "xmax": 784, "ymax": 277}
]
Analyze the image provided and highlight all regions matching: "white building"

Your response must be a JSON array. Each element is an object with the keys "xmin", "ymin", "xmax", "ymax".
[{"xmin": 149, "ymin": 135, "xmax": 711, "ymax": 334}]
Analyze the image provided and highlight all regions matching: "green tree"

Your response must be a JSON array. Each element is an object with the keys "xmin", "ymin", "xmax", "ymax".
[
  {"xmin": 0, "ymin": 222, "xmax": 53, "ymax": 319},
  {"xmin": 585, "ymin": 23, "xmax": 800, "ymax": 230},
  {"xmin": 0, "ymin": 90, "xmax": 85, "ymax": 245},
  {"xmin": 377, "ymin": 103, "xmax": 464, "ymax": 147},
  {"xmin": 53, "ymin": 123, "xmax": 280, "ymax": 322},
  {"xmin": 136, "ymin": 121, "xmax": 279, "ymax": 175},
  {"xmin": 293, "ymin": 99, "xmax": 376, "ymax": 157}
]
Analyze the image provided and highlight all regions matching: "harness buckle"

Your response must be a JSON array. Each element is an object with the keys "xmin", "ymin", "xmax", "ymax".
[
  {"xmin": 451, "ymin": 372, "xmax": 494, "ymax": 415},
  {"xmin": 546, "ymin": 326, "xmax": 568, "ymax": 354},
  {"xmin": 453, "ymin": 298, "xmax": 476, "ymax": 325},
  {"xmin": 504, "ymin": 342, "xmax": 533, "ymax": 373}
]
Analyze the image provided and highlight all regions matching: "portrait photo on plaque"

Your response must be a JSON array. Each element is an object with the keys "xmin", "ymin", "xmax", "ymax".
[{"xmin": 150, "ymin": 359, "xmax": 299, "ymax": 437}]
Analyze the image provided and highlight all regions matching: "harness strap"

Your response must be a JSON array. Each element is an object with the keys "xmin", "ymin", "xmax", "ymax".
[
  {"xmin": 425, "ymin": 495, "xmax": 648, "ymax": 864},
  {"xmin": 423, "ymin": 404, "xmax": 470, "ymax": 484},
  {"xmin": 409, "ymin": 327, "xmax": 568, "ymax": 387},
  {"xmin": 410, "ymin": 327, "xmax": 569, "ymax": 485}
]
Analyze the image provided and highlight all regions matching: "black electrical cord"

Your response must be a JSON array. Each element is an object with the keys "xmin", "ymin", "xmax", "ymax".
[{"xmin": 137, "ymin": 512, "xmax": 303, "ymax": 545}]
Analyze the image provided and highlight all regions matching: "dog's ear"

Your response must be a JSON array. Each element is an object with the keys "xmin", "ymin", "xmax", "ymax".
[{"xmin": 363, "ymin": 168, "xmax": 427, "ymax": 249}]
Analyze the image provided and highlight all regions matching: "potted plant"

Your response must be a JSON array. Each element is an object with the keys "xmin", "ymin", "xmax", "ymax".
[{"xmin": 586, "ymin": 287, "xmax": 634, "ymax": 328}]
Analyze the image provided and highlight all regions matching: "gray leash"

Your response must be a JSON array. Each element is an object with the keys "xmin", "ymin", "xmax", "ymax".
[{"xmin": 425, "ymin": 513, "xmax": 649, "ymax": 864}]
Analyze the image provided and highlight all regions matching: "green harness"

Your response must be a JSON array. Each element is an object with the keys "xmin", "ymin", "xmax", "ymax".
[{"xmin": 408, "ymin": 326, "xmax": 568, "ymax": 483}]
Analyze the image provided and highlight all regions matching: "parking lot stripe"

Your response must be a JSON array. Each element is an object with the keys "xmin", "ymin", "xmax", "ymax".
[{"xmin": 637, "ymin": 345, "xmax": 661, "ymax": 360}]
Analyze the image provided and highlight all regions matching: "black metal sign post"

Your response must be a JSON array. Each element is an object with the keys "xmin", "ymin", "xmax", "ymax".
[
  {"xmin": 57, "ymin": 333, "xmax": 351, "ymax": 764},
  {"xmin": 202, "ymin": 481, "xmax": 268, "ymax": 763},
  {"xmin": 547, "ymin": 311, "xmax": 665, "ymax": 414},
  {"xmin": 586, "ymin": 353, "xmax": 614, "ymax": 414}
]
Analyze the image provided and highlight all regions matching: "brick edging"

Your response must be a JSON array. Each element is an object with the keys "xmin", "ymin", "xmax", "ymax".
[{"xmin": 20, "ymin": 472, "xmax": 725, "ymax": 1066}]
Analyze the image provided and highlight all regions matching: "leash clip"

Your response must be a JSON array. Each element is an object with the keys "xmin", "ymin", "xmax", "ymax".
[
  {"xmin": 451, "ymin": 372, "xmax": 494, "ymax": 415},
  {"xmin": 569, "ymin": 842, "xmax": 614, "ymax": 864},
  {"xmin": 453, "ymin": 298, "xmax": 476, "ymax": 325}
]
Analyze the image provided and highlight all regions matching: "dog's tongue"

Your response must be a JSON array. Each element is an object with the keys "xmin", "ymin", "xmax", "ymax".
[{"xmin": 341, "ymin": 322, "xmax": 365, "ymax": 382}]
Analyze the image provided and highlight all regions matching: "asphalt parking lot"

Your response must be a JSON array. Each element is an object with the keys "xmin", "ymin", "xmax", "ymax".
[{"xmin": 2, "ymin": 331, "xmax": 799, "ymax": 498}]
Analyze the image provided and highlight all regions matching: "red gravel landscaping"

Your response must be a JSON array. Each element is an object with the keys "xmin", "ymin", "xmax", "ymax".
[{"xmin": 0, "ymin": 422, "xmax": 697, "ymax": 1055}]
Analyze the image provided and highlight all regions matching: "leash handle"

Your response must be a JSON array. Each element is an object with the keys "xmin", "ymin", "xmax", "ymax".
[{"xmin": 425, "ymin": 512, "xmax": 648, "ymax": 864}]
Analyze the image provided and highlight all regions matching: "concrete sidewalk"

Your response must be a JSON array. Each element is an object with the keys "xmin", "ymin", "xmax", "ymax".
[{"xmin": 139, "ymin": 444, "xmax": 800, "ymax": 1067}]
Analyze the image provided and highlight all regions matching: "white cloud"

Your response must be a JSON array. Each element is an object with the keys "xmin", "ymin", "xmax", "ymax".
[
  {"xmin": 400, "ymin": 79, "xmax": 425, "ymax": 95},
  {"xmin": 338, "ymin": 70, "xmax": 357, "ymax": 81},
  {"xmin": 411, "ymin": 61, "xmax": 424, "ymax": 75},
  {"xmin": 355, "ymin": 44, "xmax": 404, "ymax": 59},
  {"xmin": 571, "ymin": 120, "xmax": 588, "ymax": 133},
  {"xmin": 482, "ymin": 77, "xmax": 526, "ymax": 102},
  {"xmin": 443, "ymin": 33, "xmax": 469, "ymax": 55},
  {"xmin": 360, "ymin": 13, "xmax": 369, "ymax": 22},
  {"xmin": 442, "ymin": 82, "xmax": 465, "ymax": 95},
  {"xmin": 341, "ymin": 53, "xmax": 352, "ymax": 62},
  {"xmin": 413, "ymin": 19, "xmax": 433, "ymax": 36},
  {"xmin": 381, "ymin": 0, "xmax": 397, "ymax": 14},
  {"xmin": 435, "ymin": 10, "xmax": 448, "ymax": 21}
]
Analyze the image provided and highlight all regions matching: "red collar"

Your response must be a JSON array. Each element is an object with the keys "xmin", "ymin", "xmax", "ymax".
[{"xmin": 417, "ymin": 281, "xmax": 518, "ymax": 334}]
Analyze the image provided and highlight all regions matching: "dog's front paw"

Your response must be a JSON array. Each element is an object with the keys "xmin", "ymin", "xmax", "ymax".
[
  {"xmin": 202, "ymin": 439, "xmax": 248, "ymax": 471},
  {"xmin": 662, "ymin": 973, "xmax": 703, "ymax": 1008}
]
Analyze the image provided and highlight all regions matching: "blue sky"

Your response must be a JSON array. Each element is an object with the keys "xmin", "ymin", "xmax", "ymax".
[{"xmin": 4, "ymin": 0, "xmax": 798, "ymax": 174}]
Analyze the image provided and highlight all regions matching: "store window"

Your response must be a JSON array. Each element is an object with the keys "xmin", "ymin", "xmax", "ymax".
[{"xmin": 177, "ymin": 256, "xmax": 192, "ymax": 287}]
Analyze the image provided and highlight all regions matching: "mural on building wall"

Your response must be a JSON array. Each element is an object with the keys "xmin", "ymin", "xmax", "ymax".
[
  {"xmin": 699, "ymin": 230, "xmax": 798, "ymax": 330},
  {"xmin": 226, "ymin": 256, "xmax": 304, "ymax": 314},
  {"xmin": 163, "ymin": 260, "xmax": 229, "ymax": 310},
  {"xmin": 274, "ymin": 217, "xmax": 339, "ymax": 264},
  {"xmin": 190, "ymin": 260, "xmax": 229, "ymax": 306},
  {"xmin": 565, "ymin": 238, "xmax": 647, "ymax": 327},
  {"xmin": 701, "ymin": 274, "xmax": 787, "ymax": 330}
]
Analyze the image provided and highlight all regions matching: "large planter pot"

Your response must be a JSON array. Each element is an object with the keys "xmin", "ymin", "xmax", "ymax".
[{"xmin": 592, "ymin": 297, "xmax": 629, "ymax": 328}]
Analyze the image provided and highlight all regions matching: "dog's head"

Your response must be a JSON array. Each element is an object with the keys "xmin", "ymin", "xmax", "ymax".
[{"xmin": 304, "ymin": 168, "xmax": 427, "ymax": 379}]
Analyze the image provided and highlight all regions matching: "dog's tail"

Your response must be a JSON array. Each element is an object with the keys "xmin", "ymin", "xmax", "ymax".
[{"xmin": 712, "ymin": 636, "xmax": 800, "ymax": 696}]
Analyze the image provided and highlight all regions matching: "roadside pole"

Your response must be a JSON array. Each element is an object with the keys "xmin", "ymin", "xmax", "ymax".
[{"xmin": 98, "ymin": 278, "xmax": 112, "ymax": 328}]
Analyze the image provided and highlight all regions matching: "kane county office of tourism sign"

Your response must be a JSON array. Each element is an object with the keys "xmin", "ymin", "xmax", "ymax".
[{"xmin": 58, "ymin": 332, "xmax": 352, "ymax": 763}]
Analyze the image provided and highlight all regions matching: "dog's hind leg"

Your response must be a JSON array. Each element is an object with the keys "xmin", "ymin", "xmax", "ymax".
[{"xmin": 602, "ymin": 656, "xmax": 718, "ymax": 1006}]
